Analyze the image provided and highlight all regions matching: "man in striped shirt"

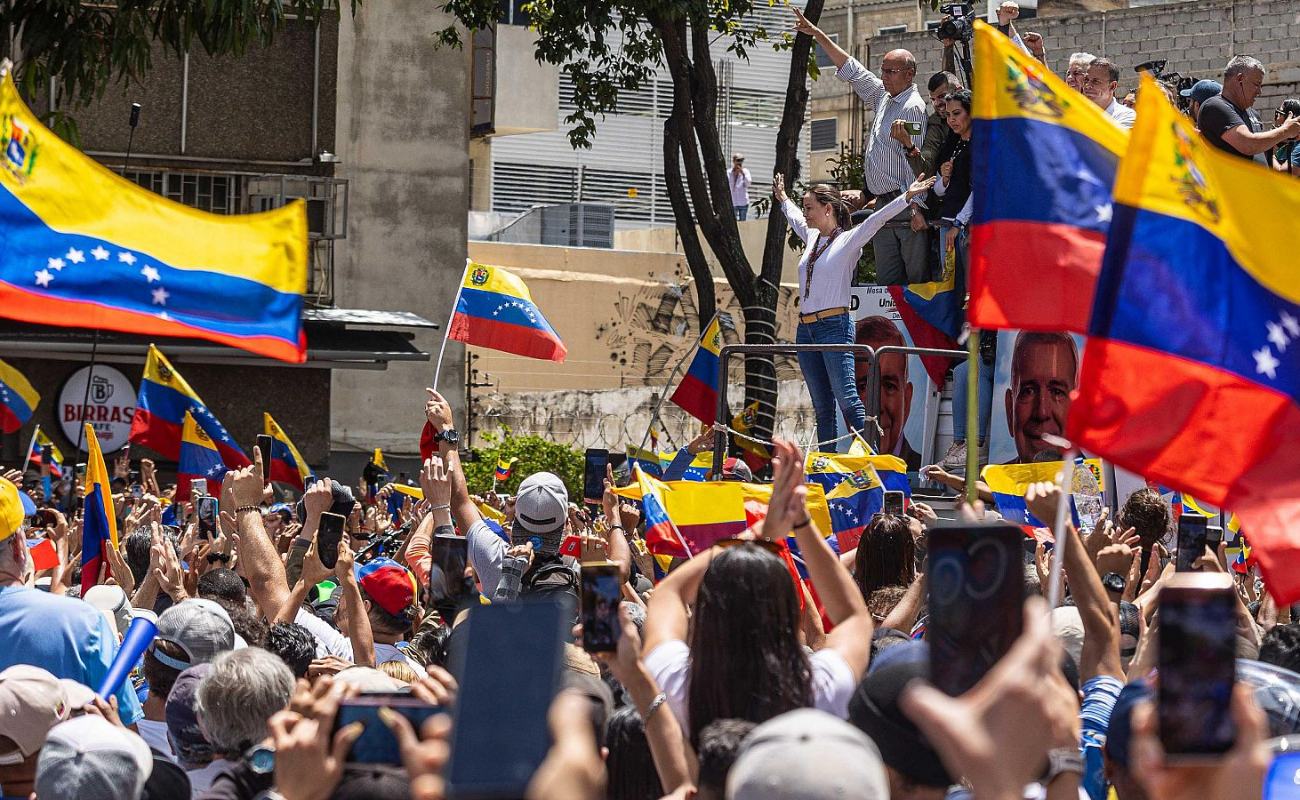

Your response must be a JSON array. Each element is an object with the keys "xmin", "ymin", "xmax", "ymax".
[{"xmin": 794, "ymin": 10, "xmax": 931, "ymax": 285}]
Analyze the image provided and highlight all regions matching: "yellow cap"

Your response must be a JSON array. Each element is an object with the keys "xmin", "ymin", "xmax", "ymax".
[{"xmin": 0, "ymin": 479, "xmax": 24, "ymax": 542}]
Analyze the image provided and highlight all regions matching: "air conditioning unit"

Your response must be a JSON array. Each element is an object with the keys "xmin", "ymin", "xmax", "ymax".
[{"xmin": 539, "ymin": 203, "xmax": 616, "ymax": 248}]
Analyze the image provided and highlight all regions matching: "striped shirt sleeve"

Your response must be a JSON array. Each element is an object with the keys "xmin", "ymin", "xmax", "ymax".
[{"xmin": 835, "ymin": 57, "xmax": 885, "ymax": 110}]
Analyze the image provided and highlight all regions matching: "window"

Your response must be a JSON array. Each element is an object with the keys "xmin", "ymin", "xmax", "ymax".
[
  {"xmin": 810, "ymin": 118, "xmax": 838, "ymax": 152},
  {"xmin": 498, "ymin": 0, "xmax": 529, "ymax": 25},
  {"xmin": 815, "ymin": 33, "xmax": 839, "ymax": 69},
  {"xmin": 877, "ymin": 24, "xmax": 907, "ymax": 35}
]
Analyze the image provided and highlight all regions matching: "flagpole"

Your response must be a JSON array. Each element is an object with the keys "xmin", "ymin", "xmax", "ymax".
[
  {"xmin": 22, "ymin": 424, "xmax": 40, "ymax": 473},
  {"xmin": 1047, "ymin": 453, "xmax": 1076, "ymax": 610},
  {"xmin": 432, "ymin": 259, "xmax": 472, "ymax": 391},
  {"xmin": 964, "ymin": 330, "xmax": 980, "ymax": 504},
  {"xmin": 638, "ymin": 312, "xmax": 717, "ymax": 453}
]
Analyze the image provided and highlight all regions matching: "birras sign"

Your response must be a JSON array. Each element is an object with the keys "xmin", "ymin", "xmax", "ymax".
[{"xmin": 58, "ymin": 364, "xmax": 136, "ymax": 452}]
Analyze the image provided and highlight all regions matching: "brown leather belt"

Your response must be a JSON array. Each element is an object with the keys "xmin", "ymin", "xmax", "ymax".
[{"xmin": 798, "ymin": 306, "xmax": 849, "ymax": 324}]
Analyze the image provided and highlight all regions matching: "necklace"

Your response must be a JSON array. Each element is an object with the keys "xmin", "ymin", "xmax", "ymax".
[{"xmin": 804, "ymin": 227, "xmax": 842, "ymax": 300}]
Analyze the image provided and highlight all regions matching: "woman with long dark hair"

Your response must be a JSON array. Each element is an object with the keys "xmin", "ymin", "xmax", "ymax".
[
  {"xmin": 774, "ymin": 174, "xmax": 935, "ymax": 449},
  {"xmin": 851, "ymin": 512, "xmax": 917, "ymax": 600},
  {"xmin": 641, "ymin": 439, "xmax": 873, "ymax": 743}
]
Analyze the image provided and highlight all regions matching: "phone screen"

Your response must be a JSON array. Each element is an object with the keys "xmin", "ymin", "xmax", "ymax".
[
  {"xmin": 1176, "ymin": 515, "xmax": 1208, "ymax": 572},
  {"xmin": 583, "ymin": 448, "xmax": 609, "ymax": 505},
  {"xmin": 928, "ymin": 523, "xmax": 1025, "ymax": 696},
  {"xmin": 883, "ymin": 490, "xmax": 905, "ymax": 516},
  {"xmin": 1159, "ymin": 576, "xmax": 1236, "ymax": 759},
  {"xmin": 1264, "ymin": 751, "xmax": 1300, "ymax": 799},
  {"xmin": 317, "ymin": 512, "xmax": 346, "ymax": 570},
  {"xmin": 333, "ymin": 694, "xmax": 441, "ymax": 765},
  {"xmin": 1207, "ymin": 525, "xmax": 1224, "ymax": 547},
  {"xmin": 131, "ymin": 484, "xmax": 143, "ymax": 501},
  {"xmin": 197, "ymin": 496, "xmax": 218, "ymax": 540},
  {"xmin": 581, "ymin": 562, "xmax": 622, "ymax": 653},
  {"xmin": 430, "ymin": 534, "xmax": 471, "ymax": 606},
  {"xmin": 257, "ymin": 434, "xmax": 274, "ymax": 480},
  {"xmin": 447, "ymin": 598, "xmax": 570, "ymax": 798},
  {"xmin": 190, "ymin": 478, "xmax": 207, "ymax": 499}
]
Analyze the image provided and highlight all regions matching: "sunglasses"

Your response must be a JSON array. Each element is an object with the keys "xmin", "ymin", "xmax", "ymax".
[{"xmin": 715, "ymin": 538, "xmax": 783, "ymax": 555}]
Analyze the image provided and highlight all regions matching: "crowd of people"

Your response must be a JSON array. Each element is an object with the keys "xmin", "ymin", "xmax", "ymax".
[{"xmin": 4, "ymin": 6, "xmax": 1300, "ymax": 800}]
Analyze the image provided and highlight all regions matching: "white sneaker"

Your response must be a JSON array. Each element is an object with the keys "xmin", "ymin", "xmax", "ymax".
[
  {"xmin": 977, "ymin": 440, "xmax": 990, "ymax": 466},
  {"xmin": 941, "ymin": 441, "xmax": 967, "ymax": 469}
]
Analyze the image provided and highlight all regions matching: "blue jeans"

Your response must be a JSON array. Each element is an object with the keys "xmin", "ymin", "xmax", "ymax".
[
  {"xmin": 951, "ymin": 348, "xmax": 994, "ymax": 442},
  {"xmin": 734, "ymin": 204, "xmax": 749, "ymax": 221},
  {"xmin": 796, "ymin": 313, "xmax": 867, "ymax": 448}
]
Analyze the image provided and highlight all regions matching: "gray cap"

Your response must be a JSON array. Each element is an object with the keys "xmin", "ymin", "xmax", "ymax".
[
  {"xmin": 512, "ymin": 472, "xmax": 568, "ymax": 552},
  {"xmin": 726, "ymin": 709, "xmax": 890, "ymax": 799},
  {"xmin": 151, "ymin": 599, "xmax": 242, "ymax": 670},
  {"xmin": 35, "ymin": 714, "xmax": 154, "ymax": 800},
  {"xmin": 1181, "ymin": 79, "xmax": 1222, "ymax": 104}
]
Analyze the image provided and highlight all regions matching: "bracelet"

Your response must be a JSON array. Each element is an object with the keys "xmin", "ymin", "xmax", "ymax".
[
  {"xmin": 431, "ymin": 503, "xmax": 451, "ymax": 512},
  {"xmin": 608, "ymin": 524, "xmax": 626, "ymax": 532},
  {"xmin": 793, "ymin": 517, "xmax": 813, "ymax": 530},
  {"xmin": 643, "ymin": 692, "xmax": 667, "ymax": 722},
  {"xmin": 235, "ymin": 505, "xmax": 261, "ymax": 515}
]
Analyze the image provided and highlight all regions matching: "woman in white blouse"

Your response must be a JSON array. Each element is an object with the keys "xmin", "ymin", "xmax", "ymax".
[{"xmin": 775, "ymin": 173, "xmax": 935, "ymax": 448}]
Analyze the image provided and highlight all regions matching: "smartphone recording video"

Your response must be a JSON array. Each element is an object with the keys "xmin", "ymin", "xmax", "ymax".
[
  {"xmin": 430, "ymin": 534, "xmax": 471, "ymax": 606},
  {"xmin": 1175, "ymin": 514, "xmax": 1208, "ymax": 572},
  {"xmin": 927, "ymin": 523, "xmax": 1025, "ymax": 696},
  {"xmin": 333, "ymin": 693, "xmax": 441, "ymax": 765},
  {"xmin": 257, "ymin": 434, "xmax": 274, "ymax": 480},
  {"xmin": 190, "ymin": 478, "xmax": 207, "ymax": 499},
  {"xmin": 317, "ymin": 511, "xmax": 346, "ymax": 570},
  {"xmin": 581, "ymin": 561, "xmax": 622, "ymax": 653},
  {"xmin": 197, "ymin": 496, "xmax": 218, "ymax": 540},
  {"xmin": 883, "ymin": 490, "xmax": 905, "ymax": 516},
  {"xmin": 1159, "ymin": 572, "xmax": 1236, "ymax": 761},
  {"xmin": 583, "ymin": 448, "xmax": 609, "ymax": 505}
]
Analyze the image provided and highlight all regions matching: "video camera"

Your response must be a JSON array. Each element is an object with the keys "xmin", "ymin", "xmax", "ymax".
[
  {"xmin": 931, "ymin": 2, "xmax": 976, "ymax": 43},
  {"xmin": 1136, "ymin": 59, "xmax": 1196, "ymax": 110}
]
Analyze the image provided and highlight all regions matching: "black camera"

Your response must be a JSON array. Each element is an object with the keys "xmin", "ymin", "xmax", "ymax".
[
  {"xmin": 932, "ymin": 2, "xmax": 976, "ymax": 43},
  {"xmin": 1136, "ymin": 60, "xmax": 1195, "ymax": 111}
]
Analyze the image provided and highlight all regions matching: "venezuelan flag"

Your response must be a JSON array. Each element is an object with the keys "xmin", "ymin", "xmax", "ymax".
[
  {"xmin": 494, "ymin": 457, "xmax": 517, "ymax": 482},
  {"xmin": 28, "ymin": 428, "xmax": 63, "ymax": 477},
  {"xmin": 635, "ymin": 466, "xmax": 693, "ymax": 558},
  {"xmin": 730, "ymin": 401, "xmax": 772, "ymax": 464},
  {"xmin": 981, "ymin": 459, "xmax": 1104, "ymax": 530},
  {"xmin": 888, "ymin": 245, "xmax": 963, "ymax": 386},
  {"xmin": 805, "ymin": 452, "xmax": 885, "ymax": 552},
  {"xmin": 177, "ymin": 412, "xmax": 228, "ymax": 501},
  {"xmin": 0, "ymin": 358, "xmax": 38, "ymax": 433},
  {"xmin": 1067, "ymin": 77, "xmax": 1300, "ymax": 601},
  {"xmin": 264, "ymin": 413, "xmax": 313, "ymax": 490},
  {"xmin": 0, "ymin": 76, "xmax": 307, "ymax": 362},
  {"xmin": 450, "ymin": 261, "xmax": 567, "ymax": 362},
  {"xmin": 967, "ymin": 21, "xmax": 1127, "ymax": 334},
  {"xmin": 80, "ymin": 424, "xmax": 117, "ymax": 596},
  {"xmin": 626, "ymin": 444, "xmax": 664, "ymax": 479},
  {"xmin": 130, "ymin": 345, "xmax": 249, "ymax": 467},
  {"xmin": 669, "ymin": 315, "xmax": 722, "ymax": 425}
]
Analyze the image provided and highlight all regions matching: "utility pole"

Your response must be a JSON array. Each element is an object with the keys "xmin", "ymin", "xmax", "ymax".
[{"xmin": 464, "ymin": 352, "xmax": 492, "ymax": 449}]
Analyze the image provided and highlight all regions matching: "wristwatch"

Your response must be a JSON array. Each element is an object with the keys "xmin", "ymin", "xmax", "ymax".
[
  {"xmin": 434, "ymin": 429, "xmax": 461, "ymax": 447},
  {"xmin": 1102, "ymin": 571, "xmax": 1127, "ymax": 595},
  {"xmin": 1043, "ymin": 747, "xmax": 1084, "ymax": 782},
  {"xmin": 245, "ymin": 743, "xmax": 276, "ymax": 775}
]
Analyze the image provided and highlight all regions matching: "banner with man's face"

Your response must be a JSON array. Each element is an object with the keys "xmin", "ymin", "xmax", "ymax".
[
  {"xmin": 988, "ymin": 329, "xmax": 1087, "ymax": 465},
  {"xmin": 850, "ymin": 287, "xmax": 938, "ymax": 473}
]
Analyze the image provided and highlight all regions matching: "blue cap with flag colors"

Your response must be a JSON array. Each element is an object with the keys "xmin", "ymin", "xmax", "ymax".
[{"xmin": 355, "ymin": 558, "xmax": 418, "ymax": 621}]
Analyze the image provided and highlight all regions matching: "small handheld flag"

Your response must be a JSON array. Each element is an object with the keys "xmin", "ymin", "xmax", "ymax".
[
  {"xmin": 28, "ymin": 427, "xmax": 63, "ymax": 477},
  {"xmin": 494, "ymin": 457, "xmax": 517, "ymax": 482},
  {"xmin": 130, "ymin": 345, "xmax": 249, "ymax": 466},
  {"xmin": 450, "ymin": 261, "xmax": 567, "ymax": 362},
  {"xmin": 81, "ymin": 424, "xmax": 118, "ymax": 596},
  {"xmin": 0, "ymin": 358, "xmax": 38, "ymax": 434},
  {"xmin": 264, "ymin": 413, "xmax": 313, "ymax": 490},
  {"xmin": 669, "ymin": 315, "xmax": 723, "ymax": 425},
  {"xmin": 177, "ymin": 412, "xmax": 228, "ymax": 501}
]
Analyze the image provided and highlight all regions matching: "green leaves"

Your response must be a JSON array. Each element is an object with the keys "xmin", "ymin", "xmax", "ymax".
[{"xmin": 461, "ymin": 430, "xmax": 584, "ymax": 500}]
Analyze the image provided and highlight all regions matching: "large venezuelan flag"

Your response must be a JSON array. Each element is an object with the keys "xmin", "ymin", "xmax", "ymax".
[
  {"xmin": 130, "ymin": 345, "xmax": 248, "ymax": 467},
  {"xmin": 981, "ymin": 459, "xmax": 1102, "ymax": 530},
  {"xmin": 804, "ymin": 452, "xmax": 886, "ymax": 552},
  {"xmin": 888, "ymin": 246, "xmax": 963, "ymax": 386},
  {"xmin": 0, "ymin": 76, "xmax": 307, "ymax": 362},
  {"xmin": 450, "ymin": 261, "xmax": 567, "ymax": 362},
  {"xmin": 177, "ymin": 412, "xmax": 228, "ymax": 501},
  {"xmin": 264, "ymin": 412, "xmax": 313, "ymax": 490},
  {"xmin": 669, "ymin": 315, "xmax": 722, "ymax": 425},
  {"xmin": 968, "ymin": 21, "xmax": 1127, "ymax": 334},
  {"xmin": 0, "ymin": 357, "xmax": 38, "ymax": 433},
  {"xmin": 80, "ymin": 424, "xmax": 118, "ymax": 596},
  {"xmin": 1068, "ymin": 79, "xmax": 1300, "ymax": 602}
]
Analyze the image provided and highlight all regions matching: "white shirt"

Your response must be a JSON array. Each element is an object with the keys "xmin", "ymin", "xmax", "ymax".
[
  {"xmin": 293, "ymin": 607, "xmax": 428, "ymax": 677},
  {"xmin": 729, "ymin": 167, "xmax": 751, "ymax": 206},
  {"xmin": 1104, "ymin": 97, "xmax": 1137, "ymax": 129},
  {"xmin": 782, "ymin": 192, "xmax": 910, "ymax": 313},
  {"xmin": 835, "ymin": 57, "xmax": 928, "ymax": 197},
  {"xmin": 186, "ymin": 757, "xmax": 234, "ymax": 797},
  {"xmin": 644, "ymin": 639, "xmax": 858, "ymax": 734},
  {"xmin": 137, "ymin": 718, "xmax": 175, "ymax": 761}
]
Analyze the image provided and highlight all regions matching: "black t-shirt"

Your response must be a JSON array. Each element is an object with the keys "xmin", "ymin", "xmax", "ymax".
[{"xmin": 1198, "ymin": 95, "xmax": 1269, "ymax": 167}]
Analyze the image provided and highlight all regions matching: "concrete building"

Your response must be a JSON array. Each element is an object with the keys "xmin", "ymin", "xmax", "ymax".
[{"xmin": 0, "ymin": 4, "xmax": 473, "ymax": 481}]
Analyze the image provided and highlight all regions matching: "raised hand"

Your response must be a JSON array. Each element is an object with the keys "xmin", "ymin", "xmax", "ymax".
[
  {"xmin": 791, "ymin": 7, "xmax": 819, "ymax": 37},
  {"xmin": 906, "ymin": 174, "xmax": 938, "ymax": 201},
  {"xmin": 424, "ymin": 388, "xmax": 454, "ymax": 433},
  {"xmin": 772, "ymin": 174, "xmax": 788, "ymax": 203}
]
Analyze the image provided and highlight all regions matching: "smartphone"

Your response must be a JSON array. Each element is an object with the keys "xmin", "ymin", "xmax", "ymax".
[
  {"xmin": 75, "ymin": 463, "xmax": 87, "ymax": 479},
  {"xmin": 883, "ymin": 490, "xmax": 905, "ymax": 516},
  {"xmin": 581, "ymin": 562, "xmax": 622, "ymax": 653},
  {"xmin": 256, "ymin": 434, "xmax": 274, "ymax": 480},
  {"xmin": 1159, "ymin": 572, "xmax": 1236, "ymax": 761},
  {"xmin": 430, "ymin": 534, "xmax": 471, "ymax": 606},
  {"xmin": 1207, "ymin": 525, "xmax": 1224, "ymax": 547},
  {"xmin": 583, "ymin": 448, "xmax": 608, "ymax": 505},
  {"xmin": 131, "ymin": 484, "xmax": 143, "ymax": 501},
  {"xmin": 196, "ymin": 496, "xmax": 218, "ymax": 540},
  {"xmin": 447, "ymin": 598, "xmax": 570, "ymax": 798},
  {"xmin": 1176, "ymin": 514, "xmax": 1208, "ymax": 572},
  {"xmin": 903, "ymin": 120, "xmax": 923, "ymax": 136},
  {"xmin": 560, "ymin": 535, "xmax": 582, "ymax": 558},
  {"xmin": 317, "ymin": 511, "xmax": 346, "ymax": 570},
  {"xmin": 927, "ymin": 523, "xmax": 1025, "ymax": 696},
  {"xmin": 333, "ymin": 693, "xmax": 441, "ymax": 765},
  {"xmin": 190, "ymin": 478, "xmax": 207, "ymax": 499},
  {"xmin": 129, "ymin": 470, "xmax": 140, "ymax": 485}
]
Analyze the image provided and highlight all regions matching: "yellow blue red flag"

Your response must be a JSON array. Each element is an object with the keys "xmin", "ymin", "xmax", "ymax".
[
  {"xmin": 968, "ymin": 20, "xmax": 1127, "ymax": 334},
  {"xmin": 0, "ymin": 357, "xmax": 38, "ymax": 433},
  {"xmin": 451, "ymin": 261, "xmax": 567, "ymax": 362},
  {"xmin": 982, "ymin": 460, "xmax": 1104, "ymax": 530},
  {"xmin": 29, "ymin": 427, "xmax": 63, "ymax": 477},
  {"xmin": 80, "ymin": 424, "xmax": 118, "ymax": 595},
  {"xmin": 130, "ymin": 345, "xmax": 248, "ymax": 466},
  {"xmin": 264, "ymin": 412, "xmax": 313, "ymax": 491},
  {"xmin": 669, "ymin": 315, "xmax": 722, "ymax": 425},
  {"xmin": 178, "ymin": 412, "xmax": 227, "ymax": 500},
  {"xmin": 1067, "ymin": 77, "xmax": 1300, "ymax": 602},
  {"xmin": 0, "ymin": 75, "xmax": 307, "ymax": 361}
]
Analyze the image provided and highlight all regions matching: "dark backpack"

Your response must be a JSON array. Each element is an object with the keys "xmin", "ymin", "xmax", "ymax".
[{"xmin": 522, "ymin": 557, "xmax": 579, "ymax": 602}]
